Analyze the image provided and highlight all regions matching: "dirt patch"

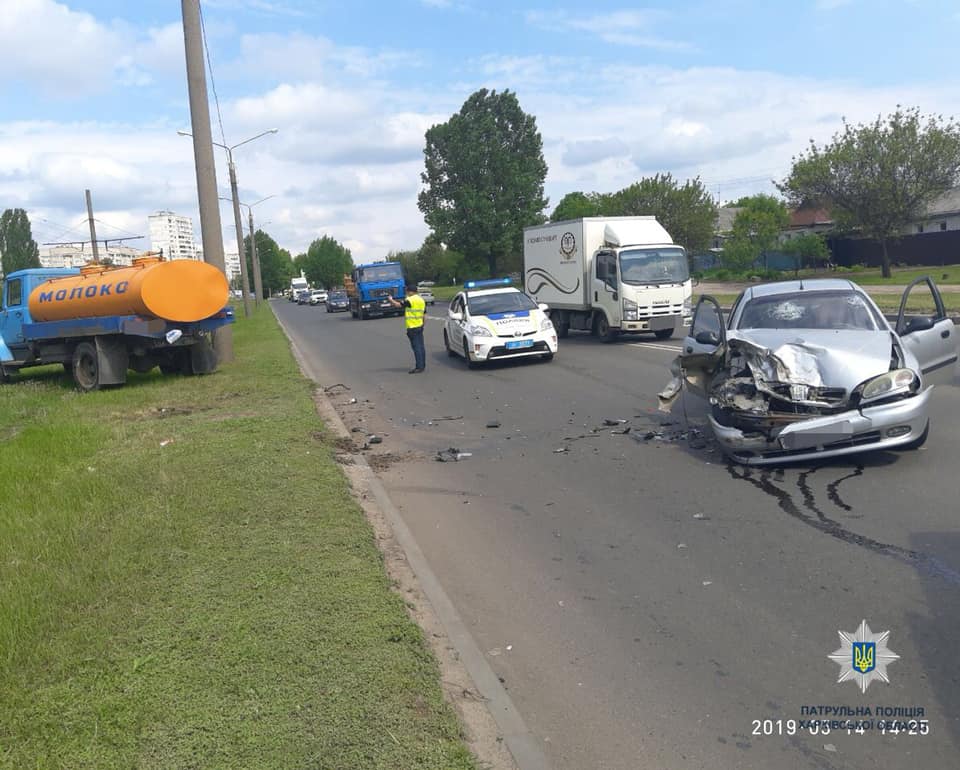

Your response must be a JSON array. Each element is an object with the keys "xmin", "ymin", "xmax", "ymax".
[
  {"xmin": 366, "ymin": 451, "xmax": 419, "ymax": 472},
  {"xmin": 330, "ymin": 435, "xmax": 358, "ymax": 454},
  {"xmin": 334, "ymin": 453, "xmax": 356, "ymax": 465},
  {"xmin": 133, "ymin": 405, "xmax": 206, "ymax": 420},
  {"xmin": 0, "ymin": 426, "xmax": 23, "ymax": 442}
]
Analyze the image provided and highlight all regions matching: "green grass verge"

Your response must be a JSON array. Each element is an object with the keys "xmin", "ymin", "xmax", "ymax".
[{"xmin": 0, "ymin": 307, "xmax": 476, "ymax": 769}]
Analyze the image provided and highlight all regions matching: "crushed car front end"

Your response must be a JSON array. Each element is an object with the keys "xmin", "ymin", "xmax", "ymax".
[{"xmin": 703, "ymin": 331, "xmax": 928, "ymax": 464}]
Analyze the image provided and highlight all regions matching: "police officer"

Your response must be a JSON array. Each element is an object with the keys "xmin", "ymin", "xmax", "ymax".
[{"xmin": 387, "ymin": 283, "xmax": 427, "ymax": 373}]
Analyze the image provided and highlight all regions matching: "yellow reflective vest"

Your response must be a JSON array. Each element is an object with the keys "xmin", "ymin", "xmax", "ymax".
[{"xmin": 404, "ymin": 293, "xmax": 426, "ymax": 329}]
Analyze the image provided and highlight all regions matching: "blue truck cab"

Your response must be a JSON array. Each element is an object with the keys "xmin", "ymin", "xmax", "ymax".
[
  {"xmin": 1, "ymin": 267, "xmax": 233, "ymax": 391},
  {"xmin": 348, "ymin": 262, "xmax": 406, "ymax": 320},
  {"xmin": 1, "ymin": 268, "xmax": 80, "ymax": 365}
]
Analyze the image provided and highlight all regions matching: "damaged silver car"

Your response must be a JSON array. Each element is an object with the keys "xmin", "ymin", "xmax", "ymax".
[{"xmin": 659, "ymin": 278, "xmax": 957, "ymax": 464}]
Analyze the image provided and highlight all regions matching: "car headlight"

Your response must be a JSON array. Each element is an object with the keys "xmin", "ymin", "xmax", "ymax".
[
  {"xmin": 540, "ymin": 317, "xmax": 554, "ymax": 331},
  {"xmin": 469, "ymin": 324, "xmax": 492, "ymax": 337},
  {"xmin": 859, "ymin": 369, "xmax": 918, "ymax": 403},
  {"xmin": 683, "ymin": 297, "xmax": 692, "ymax": 315},
  {"xmin": 623, "ymin": 298, "xmax": 638, "ymax": 321}
]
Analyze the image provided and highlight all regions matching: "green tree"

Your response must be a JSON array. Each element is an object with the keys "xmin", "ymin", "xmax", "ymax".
[
  {"xmin": 418, "ymin": 88, "xmax": 548, "ymax": 277},
  {"xmin": 244, "ymin": 230, "xmax": 295, "ymax": 296},
  {"xmin": 611, "ymin": 174, "xmax": 718, "ymax": 254},
  {"xmin": 720, "ymin": 194, "xmax": 789, "ymax": 272},
  {"xmin": 550, "ymin": 191, "xmax": 610, "ymax": 222},
  {"xmin": 781, "ymin": 232, "xmax": 830, "ymax": 274},
  {"xmin": 0, "ymin": 208, "xmax": 41, "ymax": 274},
  {"xmin": 779, "ymin": 107, "xmax": 960, "ymax": 277},
  {"xmin": 301, "ymin": 235, "xmax": 353, "ymax": 289},
  {"xmin": 419, "ymin": 237, "xmax": 465, "ymax": 285}
]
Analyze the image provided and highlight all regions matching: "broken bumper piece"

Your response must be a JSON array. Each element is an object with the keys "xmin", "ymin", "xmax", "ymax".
[{"xmin": 710, "ymin": 388, "xmax": 932, "ymax": 464}]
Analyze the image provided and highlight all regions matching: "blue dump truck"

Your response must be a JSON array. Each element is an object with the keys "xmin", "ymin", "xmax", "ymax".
[
  {"xmin": 1, "ymin": 257, "xmax": 234, "ymax": 391},
  {"xmin": 344, "ymin": 261, "xmax": 406, "ymax": 320}
]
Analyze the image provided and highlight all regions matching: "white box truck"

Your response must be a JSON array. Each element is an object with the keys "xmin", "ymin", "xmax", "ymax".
[{"xmin": 523, "ymin": 216, "xmax": 693, "ymax": 341}]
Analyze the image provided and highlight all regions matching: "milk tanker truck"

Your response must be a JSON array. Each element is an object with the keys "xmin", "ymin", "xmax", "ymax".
[{"xmin": 0, "ymin": 254, "xmax": 234, "ymax": 391}]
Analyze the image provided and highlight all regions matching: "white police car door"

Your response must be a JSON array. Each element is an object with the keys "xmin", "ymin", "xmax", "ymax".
[{"xmin": 447, "ymin": 294, "xmax": 467, "ymax": 353}]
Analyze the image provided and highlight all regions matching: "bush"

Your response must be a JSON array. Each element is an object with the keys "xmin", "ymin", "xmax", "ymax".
[{"xmin": 849, "ymin": 264, "xmax": 865, "ymax": 272}]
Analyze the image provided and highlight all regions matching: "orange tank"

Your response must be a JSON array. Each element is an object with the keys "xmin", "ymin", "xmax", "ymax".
[{"xmin": 28, "ymin": 256, "xmax": 230, "ymax": 323}]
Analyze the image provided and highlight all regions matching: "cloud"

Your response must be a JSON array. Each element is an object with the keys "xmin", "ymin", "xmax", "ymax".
[
  {"xmin": 563, "ymin": 138, "xmax": 630, "ymax": 167},
  {"xmin": 0, "ymin": 1, "xmax": 185, "ymax": 97},
  {"xmin": 525, "ymin": 9, "xmax": 692, "ymax": 51}
]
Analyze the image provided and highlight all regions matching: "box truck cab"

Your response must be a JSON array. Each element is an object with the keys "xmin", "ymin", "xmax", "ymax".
[{"xmin": 523, "ymin": 217, "xmax": 693, "ymax": 342}]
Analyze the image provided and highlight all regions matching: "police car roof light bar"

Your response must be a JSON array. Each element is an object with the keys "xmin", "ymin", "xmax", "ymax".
[{"xmin": 464, "ymin": 277, "xmax": 512, "ymax": 289}]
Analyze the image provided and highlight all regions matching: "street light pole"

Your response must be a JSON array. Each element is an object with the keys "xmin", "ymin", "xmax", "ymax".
[
  {"xmin": 238, "ymin": 196, "xmax": 274, "ymax": 306},
  {"xmin": 178, "ymin": 128, "xmax": 277, "ymax": 315},
  {"xmin": 226, "ymin": 152, "xmax": 253, "ymax": 317},
  {"xmin": 181, "ymin": 0, "xmax": 232, "ymax": 361}
]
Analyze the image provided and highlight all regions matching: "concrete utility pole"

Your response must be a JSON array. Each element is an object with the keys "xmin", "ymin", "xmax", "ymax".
[
  {"xmin": 248, "ymin": 208, "xmax": 263, "ymax": 303},
  {"xmin": 85, "ymin": 189, "xmax": 100, "ymax": 264},
  {"xmin": 181, "ymin": 0, "xmax": 232, "ymax": 361},
  {"xmin": 227, "ymin": 158, "xmax": 253, "ymax": 317}
]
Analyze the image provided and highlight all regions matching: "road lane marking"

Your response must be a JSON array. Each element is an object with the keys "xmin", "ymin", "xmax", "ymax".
[{"xmin": 629, "ymin": 342, "xmax": 682, "ymax": 352}]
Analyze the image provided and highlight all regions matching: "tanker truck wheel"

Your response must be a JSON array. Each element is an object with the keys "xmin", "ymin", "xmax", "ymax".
[{"xmin": 72, "ymin": 342, "xmax": 101, "ymax": 391}]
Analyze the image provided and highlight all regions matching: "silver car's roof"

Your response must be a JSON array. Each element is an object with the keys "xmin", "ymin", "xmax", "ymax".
[{"xmin": 744, "ymin": 279, "xmax": 859, "ymax": 298}]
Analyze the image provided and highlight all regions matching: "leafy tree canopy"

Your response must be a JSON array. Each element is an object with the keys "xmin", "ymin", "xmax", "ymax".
[
  {"xmin": 418, "ymin": 88, "xmax": 548, "ymax": 277},
  {"xmin": 779, "ymin": 107, "xmax": 960, "ymax": 276},
  {"xmin": 721, "ymin": 194, "xmax": 790, "ymax": 271},
  {"xmin": 299, "ymin": 235, "xmax": 353, "ymax": 289},
  {"xmin": 550, "ymin": 192, "xmax": 607, "ymax": 222},
  {"xmin": 781, "ymin": 232, "xmax": 830, "ymax": 273},
  {"xmin": 244, "ymin": 229, "xmax": 294, "ymax": 296},
  {"xmin": 0, "ymin": 208, "xmax": 41, "ymax": 275},
  {"xmin": 548, "ymin": 174, "xmax": 718, "ymax": 254}
]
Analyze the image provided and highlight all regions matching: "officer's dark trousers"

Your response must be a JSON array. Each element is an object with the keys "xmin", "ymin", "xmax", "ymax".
[{"xmin": 406, "ymin": 326, "xmax": 426, "ymax": 370}]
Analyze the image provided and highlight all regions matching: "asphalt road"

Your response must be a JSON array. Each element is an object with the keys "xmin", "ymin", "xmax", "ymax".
[{"xmin": 275, "ymin": 299, "xmax": 960, "ymax": 770}]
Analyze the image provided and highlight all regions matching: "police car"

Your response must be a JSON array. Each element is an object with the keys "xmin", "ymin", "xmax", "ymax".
[{"xmin": 443, "ymin": 278, "xmax": 558, "ymax": 367}]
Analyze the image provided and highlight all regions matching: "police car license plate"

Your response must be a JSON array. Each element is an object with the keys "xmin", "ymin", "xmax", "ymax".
[{"xmin": 505, "ymin": 339, "xmax": 534, "ymax": 350}]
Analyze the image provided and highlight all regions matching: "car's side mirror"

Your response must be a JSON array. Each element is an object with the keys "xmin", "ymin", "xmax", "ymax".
[
  {"xmin": 694, "ymin": 330, "xmax": 721, "ymax": 346},
  {"xmin": 902, "ymin": 316, "xmax": 936, "ymax": 335},
  {"xmin": 449, "ymin": 311, "xmax": 463, "ymax": 321}
]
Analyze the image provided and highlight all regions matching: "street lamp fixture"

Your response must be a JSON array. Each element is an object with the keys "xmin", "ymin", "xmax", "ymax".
[{"xmin": 178, "ymin": 128, "xmax": 278, "ymax": 314}]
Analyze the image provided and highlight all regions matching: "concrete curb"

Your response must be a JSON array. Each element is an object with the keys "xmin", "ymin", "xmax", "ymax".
[{"xmin": 272, "ymin": 305, "xmax": 552, "ymax": 770}]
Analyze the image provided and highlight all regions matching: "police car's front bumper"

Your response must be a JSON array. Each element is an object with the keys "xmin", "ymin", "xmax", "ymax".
[{"xmin": 468, "ymin": 331, "xmax": 558, "ymax": 361}]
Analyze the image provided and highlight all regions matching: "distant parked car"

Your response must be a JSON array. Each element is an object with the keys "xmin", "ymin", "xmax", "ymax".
[
  {"xmin": 325, "ymin": 290, "xmax": 349, "ymax": 312},
  {"xmin": 418, "ymin": 288, "xmax": 435, "ymax": 305}
]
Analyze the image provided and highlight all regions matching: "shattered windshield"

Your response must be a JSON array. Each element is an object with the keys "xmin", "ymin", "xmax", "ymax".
[
  {"xmin": 618, "ymin": 247, "xmax": 689, "ymax": 285},
  {"xmin": 468, "ymin": 291, "xmax": 537, "ymax": 315},
  {"xmin": 737, "ymin": 290, "xmax": 884, "ymax": 331}
]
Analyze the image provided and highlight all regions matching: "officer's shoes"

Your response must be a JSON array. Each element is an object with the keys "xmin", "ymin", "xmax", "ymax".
[{"xmin": 408, "ymin": 368, "xmax": 425, "ymax": 374}]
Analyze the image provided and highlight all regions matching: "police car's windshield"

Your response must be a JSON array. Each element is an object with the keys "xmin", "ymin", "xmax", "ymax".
[{"xmin": 468, "ymin": 291, "xmax": 537, "ymax": 316}]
